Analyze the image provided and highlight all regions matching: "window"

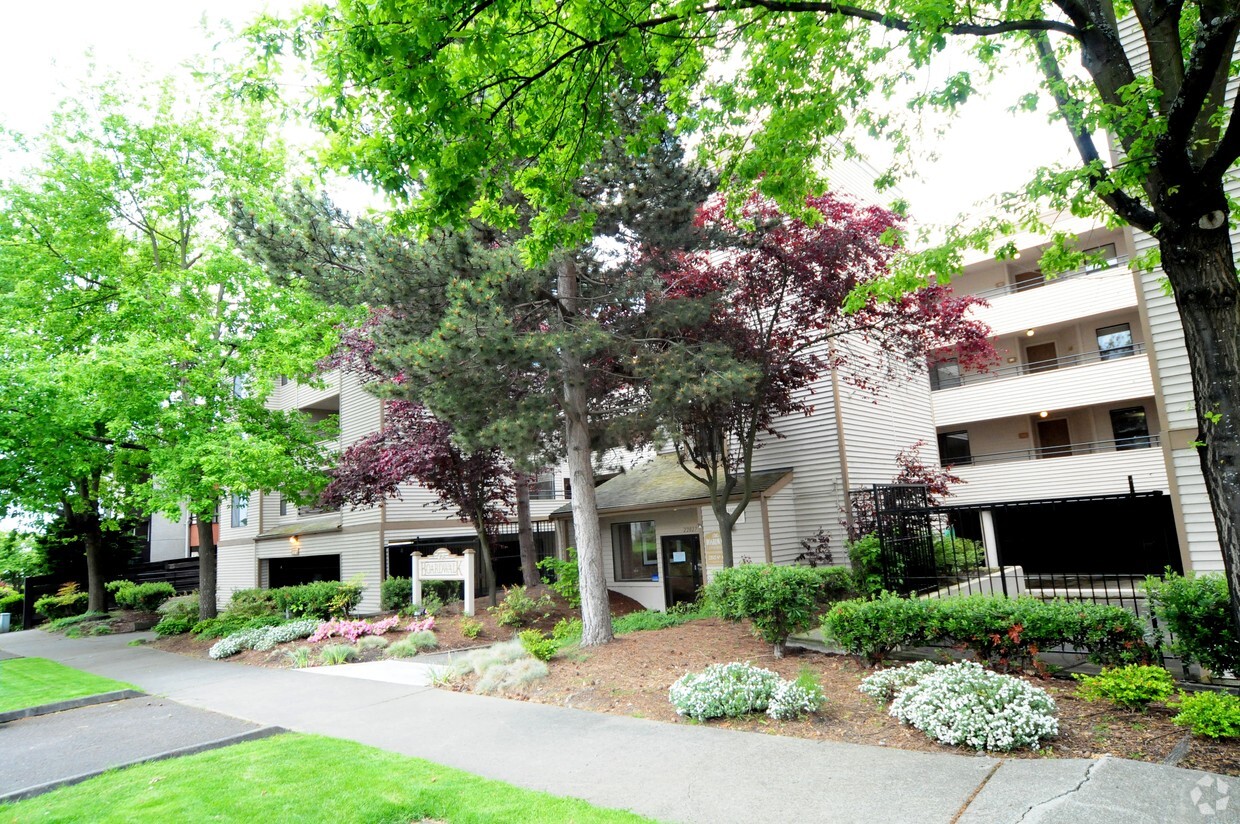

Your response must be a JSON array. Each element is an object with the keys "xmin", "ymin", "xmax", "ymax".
[
  {"xmin": 1013, "ymin": 270, "xmax": 1045, "ymax": 292},
  {"xmin": 929, "ymin": 358, "xmax": 961, "ymax": 390},
  {"xmin": 1110, "ymin": 406, "xmax": 1152, "ymax": 450},
  {"xmin": 1083, "ymin": 243, "xmax": 1119, "ymax": 271},
  {"xmin": 937, "ymin": 431, "xmax": 972, "ymax": 466},
  {"xmin": 1097, "ymin": 323, "xmax": 1135, "ymax": 360},
  {"xmin": 611, "ymin": 521, "xmax": 657, "ymax": 581},
  {"xmin": 530, "ymin": 473, "xmax": 556, "ymax": 501},
  {"xmin": 230, "ymin": 493, "xmax": 249, "ymax": 528},
  {"xmin": 562, "ymin": 478, "xmax": 573, "ymax": 500},
  {"xmin": 279, "ymin": 496, "xmax": 288, "ymax": 516}
]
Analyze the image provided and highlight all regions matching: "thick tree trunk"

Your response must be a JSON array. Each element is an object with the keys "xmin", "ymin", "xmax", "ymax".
[
  {"xmin": 197, "ymin": 516, "xmax": 218, "ymax": 621},
  {"xmin": 713, "ymin": 499, "xmax": 736, "ymax": 568},
  {"xmin": 475, "ymin": 518, "xmax": 499, "ymax": 608},
  {"xmin": 1160, "ymin": 226, "xmax": 1240, "ymax": 637},
  {"xmin": 515, "ymin": 473, "xmax": 540, "ymax": 588},
  {"xmin": 558, "ymin": 258, "xmax": 613, "ymax": 646},
  {"xmin": 82, "ymin": 519, "xmax": 106, "ymax": 614}
]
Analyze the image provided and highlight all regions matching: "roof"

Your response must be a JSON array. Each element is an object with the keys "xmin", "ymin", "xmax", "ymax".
[
  {"xmin": 255, "ymin": 514, "xmax": 343, "ymax": 541},
  {"xmin": 550, "ymin": 454, "xmax": 792, "ymax": 519}
]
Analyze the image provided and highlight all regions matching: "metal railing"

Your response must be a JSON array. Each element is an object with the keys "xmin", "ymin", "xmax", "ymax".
[
  {"xmin": 949, "ymin": 434, "xmax": 1161, "ymax": 467},
  {"xmin": 968, "ymin": 256, "xmax": 1130, "ymax": 301},
  {"xmin": 931, "ymin": 342, "xmax": 1146, "ymax": 390}
]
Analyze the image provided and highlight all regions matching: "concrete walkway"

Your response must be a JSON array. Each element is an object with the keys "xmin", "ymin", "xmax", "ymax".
[{"xmin": 1, "ymin": 629, "xmax": 1235, "ymax": 823}]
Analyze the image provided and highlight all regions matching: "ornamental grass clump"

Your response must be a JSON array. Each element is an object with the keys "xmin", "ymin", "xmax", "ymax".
[
  {"xmin": 859, "ymin": 660, "xmax": 940, "ymax": 703},
  {"xmin": 318, "ymin": 644, "xmax": 359, "ymax": 665},
  {"xmin": 668, "ymin": 662, "xmax": 781, "ymax": 721},
  {"xmin": 889, "ymin": 661, "xmax": 1058, "ymax": 751}
]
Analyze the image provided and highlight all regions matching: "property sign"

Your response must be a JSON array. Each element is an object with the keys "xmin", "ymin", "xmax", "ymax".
[{"xmin": 412, "ymin": 547, "xmax": 476, "ymax": 616}]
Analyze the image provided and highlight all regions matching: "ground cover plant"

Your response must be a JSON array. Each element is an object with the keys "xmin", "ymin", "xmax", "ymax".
[
  {"xmin": 1073, "ymin": 666, "xmax": 1176, "ymax": 711},
  {"xmin": 0, "ymin": 733, "xmax": 654, "ymax": 823},
  {"xmin": 668, "ymin": 662, "xmax": 826, "ymax": 722},
  {"xmin": 0, "ymin": 658, "xmax": 138, "ymax": 713},
  {"xmin": 1173, "ymin": 691, "xmax": 1240, "ymax": 740},
  {"xmin": 208, "ymin": 620, "xmax": 320, "ymax": 659}
]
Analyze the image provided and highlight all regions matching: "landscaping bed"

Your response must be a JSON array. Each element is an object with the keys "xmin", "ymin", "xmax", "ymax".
[{"xmin": 453, "ymin": 616, "xmax": 1240, "ymax": 778}]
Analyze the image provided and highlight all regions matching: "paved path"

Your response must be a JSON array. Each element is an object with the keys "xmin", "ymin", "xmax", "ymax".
[{"xmin": 1, "ymin": 630, "xmax": 1235, "ymax": 823}]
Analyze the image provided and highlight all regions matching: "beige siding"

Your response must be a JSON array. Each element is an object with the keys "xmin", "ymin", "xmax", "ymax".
[
  {"xmin": 600, "ymin": 509, "xmax": 701, "ymax": 611},
  {"xmin": 215, "ymin": 541, "xmax": 257, "ymax": 610},
  {"xmin": 949, "ymin": 449, "xmax": 1168, "ymax": 505},
  {"xmin": 969, "ymin": 265, "xmax": 1139, "ymax": 338}
]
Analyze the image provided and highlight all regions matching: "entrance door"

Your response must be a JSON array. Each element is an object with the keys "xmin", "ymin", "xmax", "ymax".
[
  {"xmin": 1025, "ymin": 342, "xmax": 1058, "ymax": 373},
  {"xmin": 661, "ymin": 535, "xmax": 702, "ymax": 609},
  {"xmin": 1036, "ymin": 418, "xmax": 1072, "ymax": 458}
]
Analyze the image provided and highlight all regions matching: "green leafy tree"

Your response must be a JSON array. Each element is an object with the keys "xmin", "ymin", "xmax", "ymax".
[
  {"xmin": 252, "ymin": 0, "xmax": 1240, "ymax": 633},
  {"xmin": 0, "ymin": 79, "xmax": 344, "ymax": 616}
]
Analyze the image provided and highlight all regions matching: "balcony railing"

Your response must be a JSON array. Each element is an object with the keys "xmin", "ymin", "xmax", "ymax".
[
  {"xmin": 931, "ymin": 342, "xmax": 1146, "ymax": 390},
  {"xmin": 968, "ymin": 256, "xmax": 1130, "ymax": 301},
  {"xmin": 945, "ymin": 435, "xmax": 1161, "ymax": 467}
]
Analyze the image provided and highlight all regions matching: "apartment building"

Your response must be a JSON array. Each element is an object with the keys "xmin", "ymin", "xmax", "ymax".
[{"xmin": 928, "ymin": 216, "xmax": 1224, "ymax": 577}]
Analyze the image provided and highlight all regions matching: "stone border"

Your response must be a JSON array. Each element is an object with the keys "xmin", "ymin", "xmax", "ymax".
[
  {"xmin": 0, "ymin": 689, "xmax": 147, "ymax": 724},
  {"xmin": 0, "ymin": 726, "xmax": 288, "ymax": 803}
]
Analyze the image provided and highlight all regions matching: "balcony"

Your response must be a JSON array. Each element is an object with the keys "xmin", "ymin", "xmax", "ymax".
[
  {"xmin": 932, "ymin": 347, "xmax": 1153, "ymax": 428},
  {"xmin": 945, "ymin": 441, "xmax": 1169, "ymax": 506},
  {"xmin": 961, "ymin": 260, "xmax": 1139, "ymax": 338}
]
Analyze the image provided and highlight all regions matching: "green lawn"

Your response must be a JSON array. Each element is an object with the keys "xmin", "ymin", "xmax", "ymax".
[
  {"xmin": 0, "ymin": 733, "xmax": 658, "ymax": 823},
  {"xmin": 0, "ymin": 658, "xmax": 138, "ymax": 713}
]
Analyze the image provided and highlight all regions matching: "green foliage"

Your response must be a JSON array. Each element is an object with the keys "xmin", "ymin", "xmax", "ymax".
[
  {"xmin": 518, "ymin": 629, "xmax": 558, "ymax": 662},
  {"xmin": 0, "ymin": 530, "xmax": 45, "ymax": 585},
  {"xmin": 34, "ymin": 582, "xmax": 90, "ymax": 620},
  {"xmin": 105, "ymin": 580, "xmax": 176, "ymax": 612},
  {"xmin": 386, "ymin": 631, "xmax": 440, "ymax": 656},
  {"xmin": 270, "ymin": 580, "xmax": 363, "ymax": 620},
  {"xmin": 317, "ymin": 644, "xmax": 358, "ymax": 666},
  {"xmin": 0, "ymin": 583, "xmax": 23, "ymax": 616},
  {"xmin": 448, "ymin": 639, "xmax": 549, "ymax": 694},
  {"xmin": 43, "ymin": 611, "xmax": 110, "ymax": 632},
  {"xmin": 380, "ymin": 576, "xmax": 412, "ymax": 612},
  {"xmin": 228, "ymin": 589, "xmax": 280, "ymax": 618},
  {"xmin": 668, "ymin": 662, "xmax": 781, "ymax": 721},
  {"xmin": 538, "ymin": 548, "xmax": 581, "ymax": 607},
  {"xmin": 822, "ymin": 592, "xmax": 934, "ymax": 664},
  {"xmin": 192, "ymin": 614, "xmax": 285, "ymax": 640},
  {"xmin": 458, "ymin": 616, "xmax": 484, "ymax": 639},
  {"xmin": 704, "ymin": 564, "xmax": 836, "ymax": 652},
  {"xmin": 847, "ymin": 534, "xmax": 886, "ymax": 597},
  {"xmin": 423, "ymin": 579, "xmax": 464, "ymax": 604},
  {"xmin": 932, "ymin": 535, "xmax": 985, "ymax": 575},
  {"xmin": 1172, "ymin": 691, "xmax": 1240, "ymax": 739},
  {"xmin": 284, "ymin": 647, "xmax": 313, "ymax": 668},
  {"xmin": 490, "ymin": 585, "xmax": 553, "ymax": 628},
  {"xmin": 823, "ymin": 594, "xmax": 1151, "ymax": 669},
  {"xmin": 767, "ymin": 668, "xmax": 826, "ymax": 721},
  {"xmin": 1145, "ymin": 570, "xmax": 1240, "ymax": 676},
  {"xmin": 153, "ymin": 612, "xmax": 198, "ymax": 637},
  {"xmin": 1073, "ymin": 666, "xmax": 1175, "ymax": 711}
]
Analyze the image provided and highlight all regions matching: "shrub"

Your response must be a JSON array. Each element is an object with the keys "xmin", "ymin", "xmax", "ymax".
[
  {"xmin": 106, "ymin": 580, "xmax": 176, "ymax": 612},
  {"xmin": 1073, "ymin": 665, "xmax": 1175, "ymax": 710},
  {"xmin": 271, "ymin": 579, "xmax": 363, "ymax": 620},
  {"xmin": 1145, "ymin": 570, "xmax": 1240, "ymax": 677},
  {"xmin": 811, "ymin": 565, "xmax": 857, "ymax": 604},
  {"xmin": 34, "ymin": 582, "xmax": 89, "ymax": 620},
  {"xmin": 406, "ymin": 616, "xmax": 436, "ymax": 634},
  {"xmin": 192, "ymin": 614, "xmax": 285, "ymax": 639},
  {"xmin": 0, "ymin": 584, "xmax": 23, "ymax": 616},
  {"xmin": 668, "ymin": 662, "xmax": 781, "ymax": 721},
  {"xmin": 932, "ymin": 534, "xmax": 985, "ymax": 575},
  {"xmin": 551, "ymin": 617, "xmax": 582, "ymax": 641},
  {"xmin": 458, "ymin": 616, "xmax": 484, "ymax": 639},
  {"xmin": 767, "ymin": 669, "xmax": 825, "ymax": 720},
  {"xmin": 1172, "ymin": 690, "xmax": 1240, "ymax": 739},
  {"xmin": 227, "ymin": 588, "xmax": 279, "ymax": 618},
  {"xmin": 859, "ymin": 661, "xmax": 940, "ymax": 703},
  {"xmin": 380, "ymin": 576, "xmax": 413, "ymax": 611},
  {"xmin": 847, "ymin": 534, "xmax": 886, "ymax": 597},
  {"xmin": 308, "ymin": 615, "xmax": 401, "ymax": 644},
  {"xmin": 889, "ymin": 661, "xmax": 1059, "ymax": 751},
  {"xmin": 318, "ymin": 644, "xmax": 358, "ymax": 665},
  {"xmin": 704, "ymin": 564, "xmax": 829, "ymax": 656},
  {"xmin": 518, "ymin": 629, "xmax": 558, "ymax": 662},
  {"xmin": 357, "ymin": 635, "xmax": 391, "ymax": 650},
  {"xmin": 158, "ymin": 593, "xmax": 198, "ymax": 616},
  {"xmin": 153, "ymin": 612, "xmax": 197, "ymax": 637},
  {"xmin": 822, "ymin": 593, "xmax": 935, "ymax": 664},
  {"xmin": 537, "ymin": 547, "xmax": 581, "ymax": 607},
  {"xmin": 423, "ymin": 579, "xmax": 463, "ymax": 604},
  {"xmin": 491, "ymin": 585, "xmax": 552, "ymax": 628}
]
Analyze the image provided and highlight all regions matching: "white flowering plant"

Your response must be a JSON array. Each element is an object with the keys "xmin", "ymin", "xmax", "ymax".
[
  {"xmin": 888, "ymin": 661, "xmax": 1058, "ymax": 751},
  {"xmin": 767, "ymin": 676, "xmax": 825, "ymax": 720},
  {"xmin": 669, "ymin": 662, "xmax": 781, "ymax": 721},
  {"xmin": 858, "ymin": 660, "xmax": 940, "ymax": 703},
  {"xmin": 208, "ymin": 619, "xmax": 320, "ymax": 659}
]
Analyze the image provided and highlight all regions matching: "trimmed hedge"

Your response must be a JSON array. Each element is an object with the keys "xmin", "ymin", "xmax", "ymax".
[
  {"xmin": 1145, "ymin": 570, "xmax": 1240, "ymax": 677},
  {"xmin": 823, "ymin": 593, "xmax": 1151, "ymax": 669},
  {"xmin": 106, "ymin": 580, "xmax": 176, "ymax": 612},
  {"xmin": 270, "ymin": 580, "xmax": 363, "ymax": 620},
  {"xmin": 705, "ymin": 564, "xmax": 856, "ymax": 655}
]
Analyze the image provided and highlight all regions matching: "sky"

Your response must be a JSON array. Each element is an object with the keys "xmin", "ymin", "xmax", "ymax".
[{"xmin": 0, "ymin": 2, "xmax": 1079, "ymax": 532}]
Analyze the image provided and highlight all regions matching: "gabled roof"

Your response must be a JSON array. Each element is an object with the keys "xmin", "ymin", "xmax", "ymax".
[{"xmin": 550, "ymin": 454, "xmax": 792, "ymax": 519}]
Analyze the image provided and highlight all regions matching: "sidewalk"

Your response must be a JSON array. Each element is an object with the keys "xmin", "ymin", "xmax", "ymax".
[{"xmin": 1, "ymin": 629, "xmax": 1234, "ymax": 823}]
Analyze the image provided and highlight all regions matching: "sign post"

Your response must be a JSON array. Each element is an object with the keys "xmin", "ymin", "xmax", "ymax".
[{"xmin": 412, "ymin": 547, "xmax": 475, "ymax": 616}]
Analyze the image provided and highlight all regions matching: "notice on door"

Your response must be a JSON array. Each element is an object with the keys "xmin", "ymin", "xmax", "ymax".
[{"xmin": 672, "ymin": 551, "xmax": 686, "ymax": 563}]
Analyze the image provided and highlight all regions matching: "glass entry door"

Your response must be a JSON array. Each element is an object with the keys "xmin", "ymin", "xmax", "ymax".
[{"xmin": 661, "ymin": 534, "xmax": 702, "ymax": 608}]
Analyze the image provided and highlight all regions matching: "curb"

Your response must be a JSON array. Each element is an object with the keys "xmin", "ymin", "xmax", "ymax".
[
  {"xmin": 0, "ymin": 726, "xmax": 288, "ymax": 804},
  {"xmin": 0, "ymin": 689, "xmax": 147, "ymax": 724}
]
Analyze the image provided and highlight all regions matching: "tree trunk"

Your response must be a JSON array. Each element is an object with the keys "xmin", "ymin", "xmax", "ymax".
[
  {"xmin": 713, "ymin": 499, "xmax": 736, "ymax": 568},
  {"xmin": 1160, "ymin": 225, "xmax": 1240, "ymax": 636},
  {"xmin": 197, "ymin": 516, "xmax": 218, "ymax": 621},
  {"xmin": 558, "ymin": 258, "xmax": 613, "ymax": 646},
  {"xmin": 475, "ymin": 522, "xmax": 499, "ymax": 608},
  {"xmin": 515, "ymin": 472, "xmax": 540, "ymax": 588},
  {"xmin": 82, "ymin": 518, "xmax": 106, "ymax": 614}
]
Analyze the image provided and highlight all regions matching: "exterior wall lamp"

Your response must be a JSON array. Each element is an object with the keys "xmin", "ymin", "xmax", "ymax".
[{"xmin": 289, "ymin": 536, "xmax": 301, "ymax": 556}]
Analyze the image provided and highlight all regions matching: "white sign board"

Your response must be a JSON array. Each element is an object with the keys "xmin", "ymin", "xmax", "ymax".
[{"xmin": 412, "ymin": 547, "xmax": 476, "ymax": 616}]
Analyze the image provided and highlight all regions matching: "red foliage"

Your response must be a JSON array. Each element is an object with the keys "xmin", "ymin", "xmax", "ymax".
[{"xmin": 893, "ymin": 440, "xmax": 965, "ymax": 505}]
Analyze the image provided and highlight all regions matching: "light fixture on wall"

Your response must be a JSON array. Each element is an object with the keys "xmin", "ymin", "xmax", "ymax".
[
  {"xmin": 289, "ymin": 535, "xmax": 301, "ymax": 556},
  {"xmin": 1025, "ymin": 328, "xmax": 1036, "ymax": 337},
  {"xmin": 1038, "ymin": 411, "xmax": 1049, "ymax": 418}
]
